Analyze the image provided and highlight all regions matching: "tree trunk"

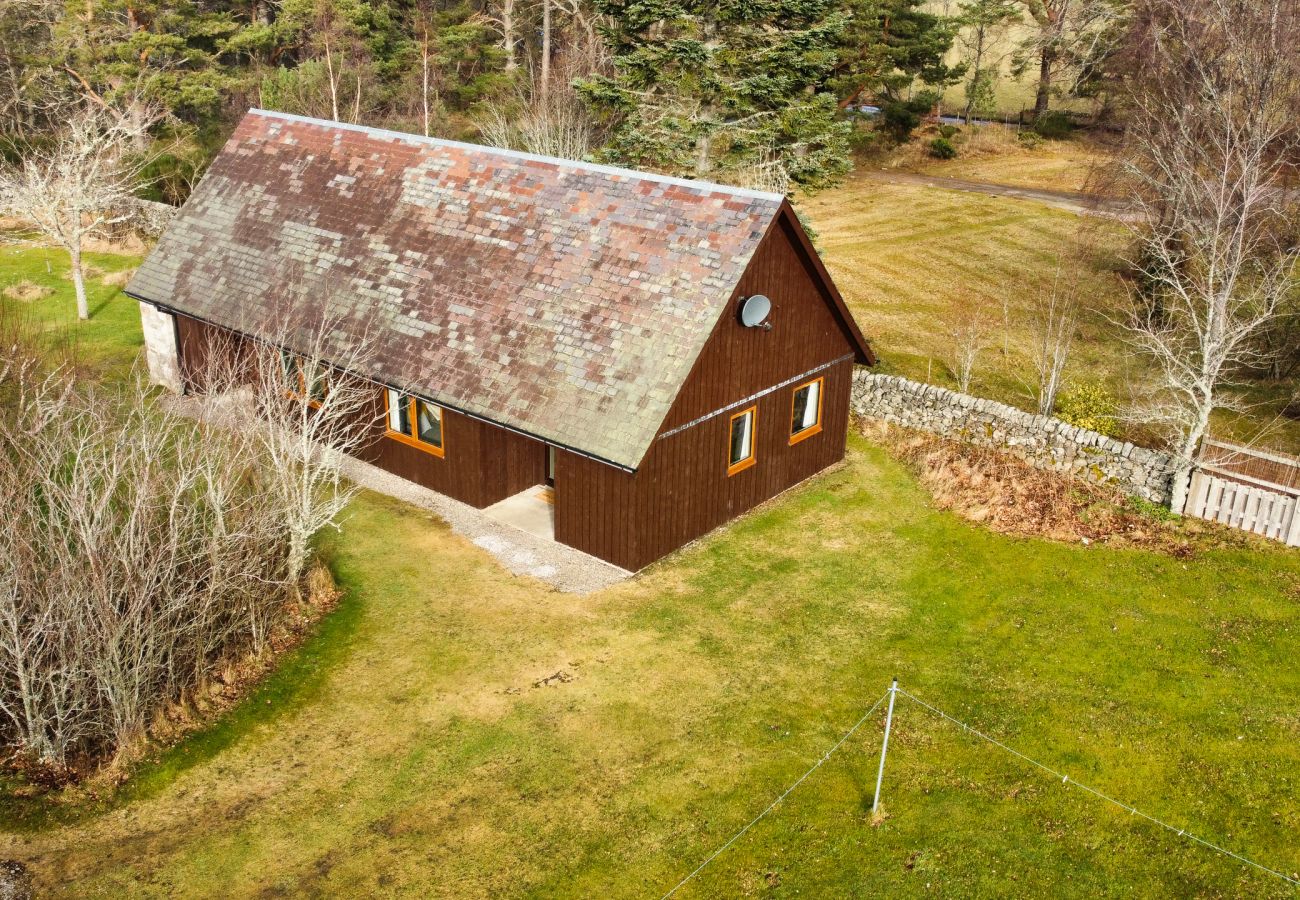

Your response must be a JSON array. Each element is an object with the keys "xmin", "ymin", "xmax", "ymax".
[
  {"xmin": 502, "ymin": 0, "xmax": 517, "ymax": 71},
  {"xmin": 324, "ymin": 39, "xmax": 340, "ymax": 122},
  {"xmin": 70, "ymin": 243, "xmax": 89, "ymax": 320},
  {"xmin": 695, "ymin": 131, "xmax": 711, "ymax": 176},
  {"xmin": 964, "ymin": 25, "xmax": 986, "ymax": 126},
  {"xmin": 1180, "ymin": 408, "xmax": 1210, "ymax": 462},
  {"xmin": 421, "ymin": 33, "xmax": 432, "ymax": 136},
  {"xmin": 540, "ymin": 0, "xmax": 551, "ymax": 101},
  {"xmin": 1034, "ymin": 46, "xmax": 1054, "ymax": 119}
]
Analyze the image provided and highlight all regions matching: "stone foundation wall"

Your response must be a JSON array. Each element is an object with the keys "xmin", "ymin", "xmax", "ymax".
[
  {"xmin": 139, "ymin": 301, "xmax": 182, "ymax": 393},
  {"xmin": 851, "ymin": 371, "xmax": 1184, "ymax": 506}
]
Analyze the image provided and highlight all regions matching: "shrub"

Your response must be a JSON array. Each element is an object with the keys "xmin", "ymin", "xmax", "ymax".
[
  {"xmin": 938, "ymin": 124, "xmax": 960, "ymax": 139},
  {"xmin": 1016, "ymin": 130, "xmax": 1045, "ymax": 149},
  {"xmin": 928, "ymin": 137, "xmax": 957, "ymax": 159},
  {"xmin": 880, "ymin": 91, "xmax": 939, "ymax": 142},
  {"xmin": 1031, "ymin": 110, "xmax": 1075, "ymax": 140},
  {"xmin": 1056, "ymin": 382, "xmax": 1120, "ymax": 436},
  {"xmin": 0, "ymin": 314, "xmax": 377, "ymax": 772}
]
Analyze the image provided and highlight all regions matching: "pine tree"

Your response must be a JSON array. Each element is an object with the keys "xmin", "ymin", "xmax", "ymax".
[
  {"xmin": 957, "ymin": 0, "xmax": 1020, "ymax": 123},
  {"xmin": 830, "ymin": 0, "xmax": 962, "ymax": 139},
  {"xmin": 52, "ymin": 0, "xmax": 239, "ymax": 129},
  {"xmin": 577, "ymin": 0, "xmax": 853, "ymax": 192},
  {"xmin": 831, "ymin": 0, "xmax": 961, "ymax": 106}
]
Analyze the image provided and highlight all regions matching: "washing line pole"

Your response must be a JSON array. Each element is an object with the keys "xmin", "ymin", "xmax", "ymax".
[{"xmin": 871, "ymin": 678, "xmax": 898, "ymax": 814}]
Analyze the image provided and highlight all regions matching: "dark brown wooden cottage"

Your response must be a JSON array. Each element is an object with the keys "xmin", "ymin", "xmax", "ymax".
[{"xmin": 128, "ymin": 109, "xmax": 874, "ymax": 572}]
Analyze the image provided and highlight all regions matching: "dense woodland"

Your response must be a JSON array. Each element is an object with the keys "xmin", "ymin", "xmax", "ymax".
[{"xmin": 0, "ymin": 0, "xmax": 1132, "ymax": 201}]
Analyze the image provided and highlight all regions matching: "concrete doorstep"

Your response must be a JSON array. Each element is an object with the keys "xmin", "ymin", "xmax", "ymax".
[{"xmin": 334, "ymin": 456, "xmax": 631, "ymax": 594}]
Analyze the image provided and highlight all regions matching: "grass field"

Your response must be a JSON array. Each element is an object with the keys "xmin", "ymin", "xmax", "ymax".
[
  {"xmin": 799, "ymin": 171, "xmax": 1300, "ymax": 454},
  {"xmin": 876, "ymin": 128, "xmax": 1106, "ymax": 194},
  {"xmin": 2, "ymin": 244, "xmax": 1300, "ymax": 897},
  {"xmin": 0, "ymin": 238, "xmax": 144, "ymax": 377}
]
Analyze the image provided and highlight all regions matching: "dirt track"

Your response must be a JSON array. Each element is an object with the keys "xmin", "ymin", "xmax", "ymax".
[{"xmin": 864, "ymin": 169, "xmax": 1134, "ymax": 219}]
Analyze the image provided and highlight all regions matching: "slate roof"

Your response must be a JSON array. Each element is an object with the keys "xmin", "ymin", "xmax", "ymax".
[{"xmin": 127, "ymin": 109, "xmax": 790, "ymax": 469}]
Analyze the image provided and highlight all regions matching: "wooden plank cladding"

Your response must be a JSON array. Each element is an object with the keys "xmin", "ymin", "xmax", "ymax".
[
  {"xmin": 354, "ymin": 395, "xmax": 546, "ymax": 509},
  {"xmin": 662, "ymin": 211, "xmax": 866, "ymax": 431},
  {"xmin": 553, "ymin": 209, "xmax": 862, "ymax": 571},
  {"xmin": 174, "ymin": 312, "xmax": 546, "ymax": 511},
  {"xmin": 554, "ymin": 359, "xmax": 852, "ymax": 571},
  {"xmin": 168, "ymin": 200, "xmax": 867, "ymax": 573}
]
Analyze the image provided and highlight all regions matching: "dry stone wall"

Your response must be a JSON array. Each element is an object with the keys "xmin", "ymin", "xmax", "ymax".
[{"xmin": 851, "ymin": 371, "xmax": 1184, "ymax": 507}]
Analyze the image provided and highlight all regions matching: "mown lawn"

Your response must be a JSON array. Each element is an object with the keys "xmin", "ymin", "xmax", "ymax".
[
  {"xmin": 2, "ymin": 244, "xmax": 1299, "ymax": 898},
  {"xmin": 799, "ymin": 174, "xmax": 1300, "ymax": 453},
  {"xmin": 877, "ymin": 129, "xmax": 1106, "ymax": 194},
  {"xmin": 0, "ymin": 237, "xmax": 144, "ymax": 377}
]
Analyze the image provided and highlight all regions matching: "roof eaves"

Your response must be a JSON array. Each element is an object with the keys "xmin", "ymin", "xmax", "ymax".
[
  {"xmin": 776, "ymin": 200, "xmax": 876, "ymax": 366},
  {"xmin": 126, "ymin": 291, "xmax": 643, "ymax": 473}
]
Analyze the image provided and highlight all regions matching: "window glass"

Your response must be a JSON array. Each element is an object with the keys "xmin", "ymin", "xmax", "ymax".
[
  {"xmin": 303, "ymin": 362, "xmax": 327, "ymax": 403},
  {"xmin": 281, "ymin": 350, "xmax": 298, "ymax": 389},
  {"xmin": 729, "ymin": 409, "xmax": 754, "ymax": 467},
  {"xmin": 792, "ymin": 380, "xmax": 821, "ymax": 435},
  {"xmin": 387, "ymin": 389, "xmax": 411, "ymax": 435},
  {"xmin": 416, "ymin": 400, "xmax": 443, "ymax": 447}
]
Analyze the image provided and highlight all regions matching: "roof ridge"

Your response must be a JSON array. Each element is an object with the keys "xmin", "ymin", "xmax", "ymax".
[{"xmin": 248, "ymin": 108, "xmax": 788, "ymax": 204}]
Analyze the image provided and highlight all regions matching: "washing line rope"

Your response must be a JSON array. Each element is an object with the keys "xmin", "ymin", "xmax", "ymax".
[
  {"xmin": 659, "ymin": 690, "xmax": 892, "ymax": 899},
  {"xmin": 897, "ymin": 687, "xmax": 1300, "ymax": 889}
]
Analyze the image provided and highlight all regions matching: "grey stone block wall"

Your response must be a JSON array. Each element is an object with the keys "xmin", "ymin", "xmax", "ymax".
[
  {"xmin": 139, "ymin": 301, "xmax": 182, "ymax": 394},
  {"xmin": 851, "ymin": 371, "xmax": 1183, "ymax": 506}
]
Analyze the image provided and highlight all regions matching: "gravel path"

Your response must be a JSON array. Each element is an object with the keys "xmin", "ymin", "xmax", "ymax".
[{"xmin": 338, "ymin": 455, "xmax": 631, "ymax": 594}]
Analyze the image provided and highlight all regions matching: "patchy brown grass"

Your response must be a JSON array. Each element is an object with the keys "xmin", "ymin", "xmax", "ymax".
[
  {"xmin": 877, "ymin": 127, "xmax": 1106, "ymax": 194},
  {"xmin": 4, "ymin": 446, "xmax": 1300, "ymax": 898},
  {"xmin": 2, "ymin": 281, "xmax": 53, "ymax": 303},
  {"xmin": 99, "ymin": 268, "xmax": 135, "ymax": 288},
  {"xmin": 861, "ymin": 419, "xmax": 1196, "ymax": 553},
  {"xmin": 61, "ymin": 264, "xmax": 105, "ymax": 282}
]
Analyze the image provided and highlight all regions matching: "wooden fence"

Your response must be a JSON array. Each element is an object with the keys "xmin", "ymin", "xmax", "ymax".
[{"xmin": 1183, "ymin": 438, "xmax": 1300, "ymax": 547}]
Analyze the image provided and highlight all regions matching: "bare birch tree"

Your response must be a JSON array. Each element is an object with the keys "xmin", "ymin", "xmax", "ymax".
[
  {"xmin": 1115, "ymin": 0, "xmax": 1300, "ymax": 462},
  {"xmin": 0, "ymin": 104, "xmax": 153, "ymax": 320},
  {"xmin": 237, "ymin": 316, "xmax": 382, "ymax": 596},
  {"xmin": 477, "ymin": 52, "xmax": 599, "ymax": 159},
  {"xmin": 0, "ymin": 333, "xmax": 289, "ymax": 766},
  {"xmin": 0, "ymin": 300, "xmax": 381, "ymax": 768},
  {"xmin": 1028, "ymin": 261, "xmax": 1081, "ymax": 415},
  {"xmin": 486, "ymin": 0, "xmax": 520, "ymax": 71},
  {"xmin": 945, "ymin": 295, "xmax": 995, "ymax": 394}
]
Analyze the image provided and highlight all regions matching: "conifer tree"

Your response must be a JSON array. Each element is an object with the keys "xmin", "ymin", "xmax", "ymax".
[
  {"xmin": 830, "ymin": 0, "xmax": 962, "ymax": 140},
  {"xmin": 577, "ymin": 0, "xmax": 853, "ymax": 192}
]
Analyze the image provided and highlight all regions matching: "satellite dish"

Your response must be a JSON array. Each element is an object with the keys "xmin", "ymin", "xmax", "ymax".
[{"xmin": 740, "ymin": 294, "xmax": 771, "ymax": 328}]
